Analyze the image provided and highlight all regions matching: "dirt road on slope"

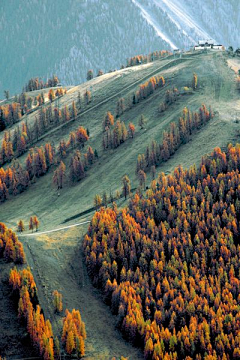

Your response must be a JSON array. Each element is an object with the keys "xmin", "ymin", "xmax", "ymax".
[{"xmin": 21, "ymin": 226, "xmax": 143, "ymax": 360}]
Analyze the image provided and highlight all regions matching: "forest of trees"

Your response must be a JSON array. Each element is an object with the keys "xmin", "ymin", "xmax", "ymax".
[
  {"xmin": 0, "ymin": 123, "xmax": 91, "ymax": 202},
  {"xmin": 9, "ymin": 266, "xmax": 56, "ymax": 359},
  {"xmin": 0, "ymin": 96, "xmax": 79, "ymax": 167},
  {"xmin": 0, "ymin": 86, "xmax": 67, "ymax": 133},
  {"xmin": 133, "ymin": 75, "xmax": 165, "ymax": 105},
  {"xmin": 0, "ymin": 95, "xmax": 37, "ymax": 131},
  {"xmin": 62, "ymin": 309, "xmax": 86, "ymax": 357},
  {"xmin": 0, "ymin": 85, "xmax": 92, "ymax": 166},
  {"xmin": 136, "ymin": 105, "xmax": 214, "ymax": 174},
  {"xmin": 126, "ymin": 50, "xmax": 171, "ymax": 67},
  {"xmin": 102, "ymin": 73, "xmax": 165, "ymax": 149},
  {"xmin": 115, "ymin": 74, "xmax": 166, "ymax": 119},
  {"xmin": 0, "ymin": 222, "xmax": 25, "ymax": 263},
  {"xmin": 8, "ymin": 259, "xmax": 86, "ymax": 359},
  {"xmin": 84, "ymin": 144, "xmax": 240, "ymax": 359},
  {"xmin": 24, "ymin": 75, "xmax": 59, "ymax": 92}
]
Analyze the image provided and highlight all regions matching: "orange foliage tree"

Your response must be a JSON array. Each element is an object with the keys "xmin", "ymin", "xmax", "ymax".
[
  {"xmin": 137, "ymin": 104, "xmax": 213, "ymax": 174},
  {"xmin": 52, "ymin": 290, "xmax": 63, "ymax": 313},
  {"xmin": 84, "ymin": 144, "xmax": 240, "ymax": 359},
  {"xmin": 0, "ymin": 223, "xmax": 25, "ymax": 263},
  {"xmin": 62, "ymin": 309, "xmax": 86, "ymax": 357},
  {"xmin": 9, "ymin": 267, "xmax": 54, "ymax": 359}
]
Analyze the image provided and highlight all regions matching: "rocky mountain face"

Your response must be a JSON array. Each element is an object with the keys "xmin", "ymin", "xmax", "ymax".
[{"xmin": 1, "ymin": 0, "xmax": 239, "ymax": 97}]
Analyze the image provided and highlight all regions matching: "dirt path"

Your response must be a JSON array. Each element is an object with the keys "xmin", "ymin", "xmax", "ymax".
[
  {"xmin": 18, "ymin": 220, "xmax": 90, "ymax": 237},
  {"xmin": 21, "ymin": 226, "xmax": 143, "ymax": 360}
]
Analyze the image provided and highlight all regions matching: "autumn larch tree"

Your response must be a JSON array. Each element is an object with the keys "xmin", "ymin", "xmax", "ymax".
[
  {"xmin": 69, "ymin": 150, "xmax": 85, "ymax": 182},
  {"xmin": 192, "ymin": 72, "xmax": 198, "ymax": 90},
  {"xmin": 17, "ymin": 220, "xmax": 25, "ymax": 233},
  {"xmin": 94, "ymin": 194, "xmax": 102, "ymax": 209},
  {"xmin": 58, "ymin": 139, "xmax": 67, "ymax": 158},
  {"xmin": 62, "ymin": 309, "xmax": 86, "ymax": 357},
  {"xmin": 103, "ymin": 112, "xmax": 114, "ymax": 132},
  {"xmin": 66, "ymin": 331, "xmax": 75, "ymax": 354},
  {"xmin": 58, "ymin": 160, "xmax": 66, "ymax": 188},
  {"xmin": 33, "ymin": 216, "xmax": 39, "ymax": 232},
  {"xmin": 128, "ymin": 123, "xmax": 135, "ymax": 138},
  {"xmin": 63, "ymin": 105, "xmax": 70, "ymax": 123},
  {"xmin": 102, "ymin": 191, "xmax": 108, "ymax": 207},
  {"xmin": 68, "ymin": 132, "xmax": 76, "ymax": 149},
  {"xmin": 122, "ymin": 175, "xmax": 131, "ymax": 199},
  {"xmin": 87, "ymin": 146, "xmax": 94, "ymax": 164},
  {"xmin": 48, "ymin": 88, "xmax": 55, "ymax": 103},
  {"xmin": 53, "ymin": 290, "xmax": 63, "ymax": 313},
  {"xmin": 85, "ymin": 90, "xmax": 91, "ymax": 104},
  {"xmin": 76, "ymin": 126, "xmax": 89, "ymax": 148},
  {"xmin": 151, "ymin": 165, "xmax": 156, "ymax": 180}
]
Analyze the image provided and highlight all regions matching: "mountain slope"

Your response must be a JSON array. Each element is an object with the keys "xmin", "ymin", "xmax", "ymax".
[
  {"xmin": 178, "ymin": 0, "xmax": 240, "ymax": 47},
  {"xmin": 1, "ymin": 51, "xmax": 239, "ymax": 229},
  {"xmin": 0, "ymin": 0, "xmax": 167, "ymax": 96},
  {"xmin": 1, "ymin": 51, "xmax": 240, "ymax": 359},
  {"xmin": 133, "ymin": 0, "xmax": 239, "ymax": 49},
  {"xmin": 1, "ymin": 0, "xmax": 239, "ymax": 98}
]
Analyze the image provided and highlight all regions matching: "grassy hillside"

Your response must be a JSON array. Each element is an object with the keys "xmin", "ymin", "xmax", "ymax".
[
  {"xmin": 1, "ymin": 51, "xmax": 240, "ymax": 359},
  {"xmin": 1, "ymin": 51, "xmax": 239, "ymax": 229}
]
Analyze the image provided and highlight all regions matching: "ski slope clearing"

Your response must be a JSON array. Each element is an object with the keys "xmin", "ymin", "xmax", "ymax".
[{"xmin": 21, "ymin": 226, "xmax": 143, "ymax": 359}]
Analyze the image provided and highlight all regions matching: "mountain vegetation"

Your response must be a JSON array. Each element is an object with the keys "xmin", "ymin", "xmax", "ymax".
[
  {"xmin": 0, "ymin": 0, "xmax": 167, "ymax": 96},
  {"xmin": 84, "ymin": 145, "xmax": 240, "ymax": 359},
  {"xmin": 0, "ymin": 222, "xmax": 25, "ymax": 263},
  {"xmin": 0, "ymin": 45, "xmax": 239, "ymax": 359},
  {"xmin": 2, "ymin": 0, "xmax": 239, "ymax": 97}
]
